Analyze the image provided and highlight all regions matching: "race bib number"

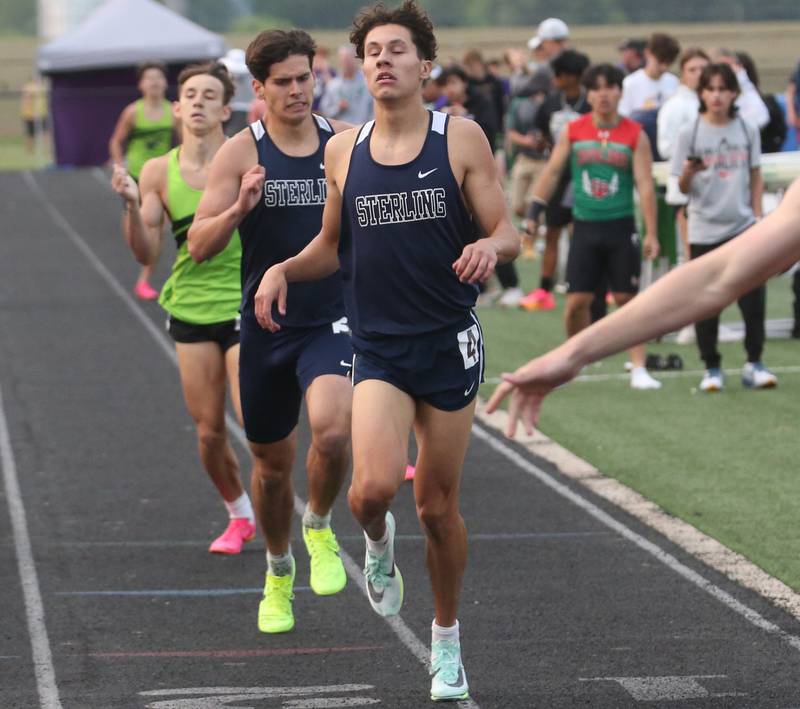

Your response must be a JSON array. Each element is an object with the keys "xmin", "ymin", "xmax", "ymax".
[{"xmin": 457, "ymin": 325, "xmax": 480, "ymax": 369}]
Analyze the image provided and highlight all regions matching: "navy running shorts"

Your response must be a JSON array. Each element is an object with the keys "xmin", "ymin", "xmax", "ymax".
[
  {"xmin": 352, "ymin": 313, "xmax": 485, "ymax": 412},
  {"xmin": 239, "ymin": 316, "xmax": 353, "ymax": 444},
  {"xmin": 566, "ymin": 216, "xmax": 641, "ymax": 294},
  {"xmin": 167, "ymin": 315, "xmax": 240, "ymax": 352}
]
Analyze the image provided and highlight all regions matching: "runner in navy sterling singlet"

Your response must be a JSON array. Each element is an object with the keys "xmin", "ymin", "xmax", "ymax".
[
  {"xmin": 188, "ymin": 30, "xmax": 354, "ymax": 635},
  {"xmin": 254, "ymin": 3, "xmax": 520, "ymax": 700}
]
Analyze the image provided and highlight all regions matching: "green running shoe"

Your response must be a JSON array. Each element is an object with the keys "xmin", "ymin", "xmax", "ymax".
[
  {"xmin": 257, "ymin": 558, "xmax": 295, "ymax": 633},
  {"xmin": 430, "ymin": 638, "xmax": 469, "ymax": 701},
  {"xmin": 303, "ymin": 525, "xmax": 347, "ymax": 596},
  {"xmin": 363, "ymin": 511, "xmax": 403, "ymax": 617}
]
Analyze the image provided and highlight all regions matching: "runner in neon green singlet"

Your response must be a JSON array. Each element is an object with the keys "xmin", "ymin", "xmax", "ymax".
[
  {"xmin": 159, "ymin": 146, "xmax": 241, "ymax": 325},
  {"xmin": 111, "ymin": 62, "xmax": 256, "ymax": 556},
  {"xmin": 126, "ymin": 98, "xmax": 174, "ymax": 181},
  {"xmin": 109, "ymin": 62, "xmax": 177, "ymax": 299}
]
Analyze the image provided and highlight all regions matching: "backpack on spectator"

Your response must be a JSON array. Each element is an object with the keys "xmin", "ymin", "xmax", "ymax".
[{"xmin": 760, "ymin": 94, "xmax": 787, "ymax": 153}]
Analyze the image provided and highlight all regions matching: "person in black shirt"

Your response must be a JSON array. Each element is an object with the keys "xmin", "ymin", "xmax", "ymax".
[{"xmin": 520, "ymin": 49, "xmax": 590, "ymax": 312}]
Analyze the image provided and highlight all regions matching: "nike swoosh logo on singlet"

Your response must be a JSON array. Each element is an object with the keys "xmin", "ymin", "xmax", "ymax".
[{"xmin": 417, "ymin": 168, "xmax": 438, "ymax": 179}]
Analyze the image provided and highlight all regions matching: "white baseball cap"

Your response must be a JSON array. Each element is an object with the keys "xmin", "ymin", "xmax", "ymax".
[{"xmin": 527, "ymin": 17, "xmax": 570, "ymax": 49}]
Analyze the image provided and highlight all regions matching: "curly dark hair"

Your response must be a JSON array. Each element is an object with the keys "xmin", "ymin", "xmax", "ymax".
[
  {"xmin": 350, "ymin": 1, "xmax": 437, "ymax": 61},
  {"xmin": 177, "ymin": 61, "xmax": 236, "ymax": 106},
  {"xmin": 245, "ymin": 29, "xmax": 316, "ymax": 82}
]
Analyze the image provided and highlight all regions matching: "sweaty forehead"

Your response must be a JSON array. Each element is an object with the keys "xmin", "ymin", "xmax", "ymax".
[{"xmin": 364, "ymin": 23, "xmax": 414, "ymax": 49}]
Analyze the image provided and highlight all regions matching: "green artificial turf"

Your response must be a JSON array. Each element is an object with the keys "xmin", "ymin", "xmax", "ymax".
[{"xmin": 478, "ymin": 255, "xmax": 800, "ymax": 590}]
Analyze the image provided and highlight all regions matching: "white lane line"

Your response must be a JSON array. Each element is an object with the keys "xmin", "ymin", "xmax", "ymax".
[
  {"xmin": 470, "ymin": 423, "xmax": 800, "ymax": 653},
  {"xmin": 0, "ymin": 385, "xmax": 64, "ymax": 708},
  {"xmin": 25, "ymin": 171, "xmax": 480, "ymax": 709}
]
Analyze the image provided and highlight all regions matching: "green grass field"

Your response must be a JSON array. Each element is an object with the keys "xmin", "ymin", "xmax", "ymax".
[{"xmin": 478, "ymin": 255, "xmax": 800, "ymax": 591}]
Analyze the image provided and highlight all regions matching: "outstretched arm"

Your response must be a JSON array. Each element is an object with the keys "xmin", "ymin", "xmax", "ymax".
[
  {"xmin": 451, "ymin": 118, "xmax": 520, "ymax": 284},
  {"xmin": 487, "ymin": 177, "xmax": 800, "ymax": 436},
  {"xmin": 111, "ymin": 160, "xmax": 165, "ymax": 265}
]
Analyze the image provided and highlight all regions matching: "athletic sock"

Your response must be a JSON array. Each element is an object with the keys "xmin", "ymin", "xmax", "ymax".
[
  {"xmin": 267, "ymin": 549, "xmax": 293, "ymax": 577},
  {"xmin": 432, "ymin": 619, "xmax": 460, "ymax": 643},
  {"xmin": 224, "ymin": 492, "xmax": 254, "ymax": 522},
  {"xmin": 540, "ymin": 276, "xmax": 554, "ymax": 292},
  {"xmin": 365, "ymin": 523, "xmax": 391, "ymax": 563},
  {"xmin": 302, "ymin": 504, "xmax": 331, "ymax": 530}
]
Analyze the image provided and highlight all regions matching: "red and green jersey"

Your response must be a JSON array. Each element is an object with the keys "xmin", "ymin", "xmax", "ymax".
[{"xmin": 567, "ymin": 114, "xmax": 641, "ymax": 221}]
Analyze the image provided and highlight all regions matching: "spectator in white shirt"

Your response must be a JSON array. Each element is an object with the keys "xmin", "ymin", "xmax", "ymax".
[
  {"xmin": 619, "ymin": 33, "xmax": 680, "ymax": 117},
  {"xmin": 657, "ymin": 48, "xmax": 710, "ymax": 161},
  {"xmin": 619, "ymin": 33, "xmax": 681, "ymax": 160},
  {"xmin": 658, "ymin": 48, "xmax": 710, "ymax": 264}
]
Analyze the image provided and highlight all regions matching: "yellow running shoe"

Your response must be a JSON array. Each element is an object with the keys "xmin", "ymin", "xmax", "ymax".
[
  {"xmin": 257, "ymin": 558, "xmax": 295, "ymax": 633},
  {"xmin": 303, "ymin": 526, "xmax": 347, "ymax": 596}
]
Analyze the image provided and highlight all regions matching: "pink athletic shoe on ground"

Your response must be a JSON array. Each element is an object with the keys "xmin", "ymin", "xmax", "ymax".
[
  {"xmin": 209, "ymin": 518, "xmax": 256, "ymax": 554},
  {"xmin": 134, "ymin": 280, "xmax": 159, "ymax": 300},
  {"xmin": 405, "ymin": 464, "xmax": 416, "ymax": 481},
  {"xmin": 520, "ymin": 288, "xmax": 556, "ymax": 311}
]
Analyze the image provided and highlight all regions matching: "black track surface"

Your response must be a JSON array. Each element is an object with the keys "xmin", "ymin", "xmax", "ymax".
[{"xmin": 2, "ymin": 169, "xmax": 800, "ymax": 708}]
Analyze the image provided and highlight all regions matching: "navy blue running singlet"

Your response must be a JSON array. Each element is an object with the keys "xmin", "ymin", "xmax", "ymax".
[
  {"xmin": 238, "ymin": 115, "xmax": 345, "ymax": 327},
  {"xmin": 339, "ymin": 110, "xmax": 477, "ymax": 347}
]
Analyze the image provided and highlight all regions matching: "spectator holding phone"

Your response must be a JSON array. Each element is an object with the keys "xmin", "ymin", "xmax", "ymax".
[{"xmin": 671, "ymin": 63, "xmax": 776, "ymax": 393}]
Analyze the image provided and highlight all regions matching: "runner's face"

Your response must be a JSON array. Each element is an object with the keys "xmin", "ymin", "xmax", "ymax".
[
  {"xmin": 681, "ymin": 57, "xmax": 709, "ymax": 91},
  {"xmin": 362, "ymin": 24, "xmax": 431, "ymax": 102},
  {"xmin": 587, "ymin": 76, "xmax": 620, "ymax": 116},
  {"xmin": 139, "ymin": 68, "xmax": 167, "ymax": 100},
  {"xmin": 257, "ymin": 54, "xmax": 314, "ymax": 125},
  {"xmin": 701, "ymin": 75, "xmax": 736, "ymax": 118},
  {"xmin": 175, "ymin": 74, "xmax": 229, "ymax": 134}
]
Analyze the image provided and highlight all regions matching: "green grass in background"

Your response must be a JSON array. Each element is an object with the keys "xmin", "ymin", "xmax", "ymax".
[{"xmin": 478, "ymin": 256, "xmax": 800, "ymax": 590}]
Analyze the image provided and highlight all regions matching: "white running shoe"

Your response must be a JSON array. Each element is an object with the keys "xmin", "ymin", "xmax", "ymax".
[
  {"xmin": 497, "ymin": 287, "xmax": 525, "ymax": 308},
  {"xmin": 741, "ymin": 362, "xmax": 777, "ymax": 389},
  {"xmin": 363, "ymin": 511, "xmax": 404, "ymax": 617},
  {"xmin": 699, "ymin": 368, "xmax": 724, "ymax": 392},
  {"xmin": 630, "ymin": 367, "xmax": 662, "ymax": 390},
  {"xmin": 430, "ymin": 638, "xmax": 469, "ymax": 701}
]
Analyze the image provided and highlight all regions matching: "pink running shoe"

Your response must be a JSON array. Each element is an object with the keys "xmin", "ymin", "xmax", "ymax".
[
  {"xmin": 209, "ymin": 518, "xmax": 256, "ymax": 554},
  {"xmin": 134, "ymin": 280, "xmax": 159, "ymax": 300},
  {"xmin": 520, "ymin": 288, "xmax": 556, "ymax": 311},
  {"xmin": 405, "ymin": 464, "xmax": 416, "ymax": 481}
]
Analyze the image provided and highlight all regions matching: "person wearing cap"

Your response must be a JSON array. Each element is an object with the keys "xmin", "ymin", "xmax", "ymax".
[
  {"xmin": 618, "ymin": 39, "xmax": 646, "ymax": 76},
  {"xmin": 520, "ymin": 17, "xmax": 570, "ymax": 96}
]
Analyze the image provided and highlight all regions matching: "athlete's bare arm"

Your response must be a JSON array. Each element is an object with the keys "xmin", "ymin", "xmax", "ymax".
[
  {"xmin": 252, "ymin": 129, "xmax": 356, "ymax": 332},
  {"xmin": 111, "ymin": 157, "xmax": 167, "ymax": 265},
  {"xmin": 530, "ymin": 127, "xmax": 571, "ymax": 206},
  {"xmin": 486, "ymin": 178, "xmax": 800, "ymax": 436},
  {"xmin": 108, "ymin": 103, "xmax": 136, "ymax": 165},
  {"xmin": 632, "ymin": 130, "xmax": 659, "ymax": 260},
  {"xmin": 188, "ymin": 132, "xmax": 261, "ymax": 262},
  {"xmin": 448, "ymin": 118, "xmax": 520, "ymax": 284}
]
